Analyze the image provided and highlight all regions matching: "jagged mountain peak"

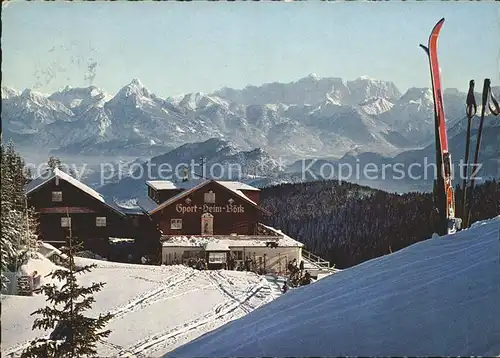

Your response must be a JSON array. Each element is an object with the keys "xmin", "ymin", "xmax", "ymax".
[
  {"xmin": 48, "ymin": 85, "xmax": 111, "ymax": 111},
  {"xmin": 49, "ymin": 85, "xmax": 106, "ymax": 99},
  {"xmin": 359, "ymin": 97, "xmax": 394, "ymax": 115},
  {"xmin": 107, "ymin": 78, "xmax": 156, "ymax": 107},
  {"xmin": 1, "ymin": 86, "xmax": 20, "ymax": 99},
  {"xmin": 357, "ymin": 75, "xmax": 377, "ymax": 81},
  {"xmin": 308, "ymin": 73, "xmax": 320, "ymax": 80},
  {"xmin": 346, "ymin": 77, "xmax": 401, "ymax": 103},
  {"xmin": 117, "ymin": 78, "xmax": 151, "ymax": 97},
  {"xmin": 176, "ymin": 92, "xmax": 229, "ymax": 111},
  {"xmin": 298, "ymin": 73, "xmax": 321, "ymax": 82},
  {"xmin": 20, "ymin": 88, "xmax": 48, "ymax": 101},
  {"xmin": 3, "ymin": 75, "xmax": 485, "ymax": 161},
  {"xmin": 130, "ymin": 78, "xmax": 143, "ymax": 87},
  {"xmin": 398, "ymin": 87, "xmax": 433, "ymax": 107}
]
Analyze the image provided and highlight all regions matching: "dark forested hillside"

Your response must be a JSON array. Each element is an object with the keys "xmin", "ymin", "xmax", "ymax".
[{"xmin": 261, "ymin": 180, "xmax": 500, "ymax": 269}]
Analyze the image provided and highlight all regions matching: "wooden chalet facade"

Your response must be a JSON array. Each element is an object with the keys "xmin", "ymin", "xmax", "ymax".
[
  {"xmin": 24, "ymin": 169, "xmax": 331, "ymax": 275},
  {"xmin": 137, "ymin": 178, "xmax": 271, "ymax": 237},
  {"xmin": 137, "ymin": 178, "xmax": 311, "ymax": 273},
  {"xmin": 25, "ymin": 168, "xmax": 141, "ymax": 258}
]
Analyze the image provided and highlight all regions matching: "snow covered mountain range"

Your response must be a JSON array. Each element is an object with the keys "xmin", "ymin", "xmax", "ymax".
[
  {"xmin": 4, "ymin": 75, "xmax": 497, "ymax": 160},
  {"xmin": 98, "ymin": 138, "xmax": 284, "ymax": 202}
]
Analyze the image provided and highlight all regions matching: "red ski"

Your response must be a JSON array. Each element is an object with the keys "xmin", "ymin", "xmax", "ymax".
[{"xmin": 420, "ymin": 18, "xmax": 460, "ymax": 234}]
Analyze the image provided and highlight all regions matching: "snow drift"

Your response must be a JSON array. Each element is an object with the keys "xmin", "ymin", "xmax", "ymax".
[{"xmin": 167, "ymin": 216, "xmax": 500, "ymax": 357}]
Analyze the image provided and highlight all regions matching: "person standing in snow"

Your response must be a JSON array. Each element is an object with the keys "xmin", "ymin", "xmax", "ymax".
[
  {"xmin": 228, "ymin": 252, "xmax": 235, "ymax": 270},
  {"xmin": 282, "ymin": 281, "xmax": 288, "ymax": 293},
  {"xmin": 301, "ymin": 271, "xmax": 312, "ymax": 285},
  {"xmin": 299, "ymin": 260, "xmax": 304, "ymax": 275}
]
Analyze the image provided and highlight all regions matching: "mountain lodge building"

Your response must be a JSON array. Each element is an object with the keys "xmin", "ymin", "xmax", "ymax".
[
  {"xmin": 24, "ymin": 168, "xmax": 138, "ymax": 257},
  {"xmin": 24, "ymin": 169, "xmax": 333, "ymax": 276},
  {"xmin": 137, "ymin": 178, "xmax": 270, "ymax": 236}
]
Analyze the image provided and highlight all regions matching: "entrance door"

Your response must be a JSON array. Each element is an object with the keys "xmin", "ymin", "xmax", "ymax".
[{"xmin": 201, "ymin": 213, "xmax": 214, "ymax": 235}]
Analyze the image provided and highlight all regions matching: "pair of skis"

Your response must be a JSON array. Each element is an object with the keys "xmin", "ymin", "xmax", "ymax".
[
  {"xmin": 461, "ymin": 79, "xmax": 500, "ymax": 229},
  {"xmin": 420, "ymin": 18, "xmax": 500, "ymax": 234},
  {"xmin": 420, "ymin": 18, "xmax": 459, "ymax": 235}
]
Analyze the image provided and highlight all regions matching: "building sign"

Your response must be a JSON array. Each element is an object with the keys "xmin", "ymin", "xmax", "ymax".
[
  {"xmin": 38, "ymin": 207, "xmax": 97, "ymax": 214},
  {"xmin": 176, "ymin": 203, "xmax": 245, "ymax": 214},
  {"xmin": 208, "ymin": 252, "xmax": 227, "ymax": 264}
]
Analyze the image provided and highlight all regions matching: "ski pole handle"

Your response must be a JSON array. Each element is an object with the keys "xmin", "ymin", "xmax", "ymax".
[
  {"xmin": 481, "ymin": 79, "xmax": 490, "ymax": 112},
  {"xmin": 466, "ymin": 79, "xmax": 477, "ymax": 118}
]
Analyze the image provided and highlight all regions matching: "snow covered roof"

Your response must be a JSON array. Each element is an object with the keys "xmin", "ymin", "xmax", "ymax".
[
  {"xmin": 167, "ymin": 216, "xmax": 500, "ymax": 357},
  {"xmin": 19, "ymin": 252, "xmax": 62, "ymax": 286},
  {"xmin": 146, "ymin": 179, "xmax": 260, "ymax": 192},
  {"xmin": 38, "ymin": 242, "xmax": 68, "ymax": 260},
  {"xmin": 25, "ymin": 168, "xmax": 104, "ymax": 201},
  {"xmin": 204, "ymin": 242, "xmax": 230, "ymax": 251},
  {"xmin": 146, "ymin": 179, "xmax": 205, "ymax": 191},
  {"xmin": 109, "ymin": 237, "xmax": 135, "ymax": 243},
  {"xmin": 136, "ymin": 196, "xmax": 159, "ymax": 213},
  {"xmin": 107, "ymin": 201, "xmax": 145, "ymax": 215},
  {"xmin": 215, "ymin": 181, "xmax": 260, "ymax": 191},
  {"xmin": 139, "ymin": 179, "xmax": 269, "ymax": 215},
  {"xmin": 24, "ymin": 168, "xmax": 125, "ymax": 217},
  {"xmin": 162, "ymin": 230, "xmax": 303, "ymax": 249}
]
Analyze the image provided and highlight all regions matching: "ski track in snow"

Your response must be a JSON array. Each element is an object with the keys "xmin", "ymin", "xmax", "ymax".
[
  {"xmin": 2, "ymin": 268, "xmax": 198, "ymax": 358},
  {"xmin": 108, "ymin": 270, "xmax": 197, "ymax": 319},
  {"xmin": 208, "ymin": 270, "xmax": 256, "ymax": 314},
  {"xmin": 2, "ymin": 266, "xmax": 280, "ymax": 358},
  {"xmin": 114, "ymin": 270, "xmax": 274, "ymax": 357}
]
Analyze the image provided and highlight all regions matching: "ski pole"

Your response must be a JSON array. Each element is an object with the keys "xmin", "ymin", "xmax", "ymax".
[
  {"xmin": 465, "ymin": 79, "xmax": 500, "ymax": 227},
  {"xmin": 461, "ymin": 79, "xmax": 476, "ymax": 227}
]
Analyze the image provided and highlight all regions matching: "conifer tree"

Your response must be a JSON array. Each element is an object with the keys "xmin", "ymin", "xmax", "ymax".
[
  {"xmin": 21, "ymin": 210, "xmax": 113, "ymax": 358},
  {"xmin": 47, "ymin": 156, "xmax": 62, "ymax": 171},
  {"xmin": 1, "ymin": 140, "xmax": 38, "ymax": 290},
  {"xmin": 47, "ymin": 155, "xmax": 76, "ymax": 177}
]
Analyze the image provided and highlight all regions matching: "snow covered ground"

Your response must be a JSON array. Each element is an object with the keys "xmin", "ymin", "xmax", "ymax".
[
  {"xmin": 1, "ymin": 258, "xmax": 284, "ymax": 357},
  {"xmin": 168, "ymin": 216, "xmax": 500, "ymax": 357}
]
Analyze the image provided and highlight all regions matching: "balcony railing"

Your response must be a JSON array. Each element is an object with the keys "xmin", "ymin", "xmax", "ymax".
[{"xmin": 302, "ymin": 249, "xmax": 332, "ymax": 270}]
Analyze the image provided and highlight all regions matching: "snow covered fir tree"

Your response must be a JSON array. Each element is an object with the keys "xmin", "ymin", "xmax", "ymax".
[
  {"xmin": 0, "ymin": 140, "xmax": 39, "ymax": 292},
  {"xmin": 21, "ymin": 211, "xmax": 113, "ymax": 358}
]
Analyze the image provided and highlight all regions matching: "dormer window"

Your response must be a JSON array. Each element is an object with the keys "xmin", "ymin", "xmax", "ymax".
[
  {"xmin": 52, "ymin": 191, "xmax": 62, "ymax": 202},
  {"xmin": 204, "ymin": 191, "xmax": 215, "ymax": 204}
]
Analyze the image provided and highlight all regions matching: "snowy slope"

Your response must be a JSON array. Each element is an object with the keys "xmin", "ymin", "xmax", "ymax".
[
  {"xmin": 1, "ymin": 258, "xmax": 284, "ymax": 358},
  {"xmin": 168, "ymin": 216, "xmax": 500, "ymax": 357}
]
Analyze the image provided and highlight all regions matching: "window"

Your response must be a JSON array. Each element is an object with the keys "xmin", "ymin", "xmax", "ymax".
[
  {"xmin": 52, "ymin": 191, "xmax": 62, "ymax": 202},
  {"xmin": 171, "ymin": 218, "xmax": 182, "ymax": 230},
  {"xmin": 96, "ymin": 217, "xmax": 106, "ymax": 227},
  {"xmin": 204, "ymin": 190, "xmax": 215, "ymax": 203},
  {"xmin": 232, "ymin": 250, "xmax": 243, "ymax": 261},
  {"xmin": 61, "ymin": 217, "xmax": 71, "ymax": 227}
]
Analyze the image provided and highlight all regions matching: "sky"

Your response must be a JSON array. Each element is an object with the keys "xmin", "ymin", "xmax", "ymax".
[{"xmin": 2, "ymin": 1, "xmax": 499, "ymax": 98}]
